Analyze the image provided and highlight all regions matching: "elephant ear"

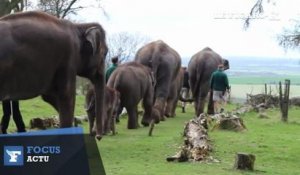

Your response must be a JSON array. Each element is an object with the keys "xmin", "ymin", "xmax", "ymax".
[
  {"xmin": 222, "ymin": 58, "xmax": 230, "ymax": 70},
  {"xmin": 85, "ymin": 27, "xmax": 100, "ymax": 55}
]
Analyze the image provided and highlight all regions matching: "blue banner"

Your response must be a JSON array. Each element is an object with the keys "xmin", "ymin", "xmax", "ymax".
[{"xmin": 0, "ymin": 127, "xmax": 105, "ymax": 175}]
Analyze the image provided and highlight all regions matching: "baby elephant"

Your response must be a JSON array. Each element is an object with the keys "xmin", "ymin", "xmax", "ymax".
[
  {"xmin": 107, "ymin": 62, "xmax": 158, "ymax": 129},
  {"xmin": 86, "ymin": 86, "xmax": 120, "ymax": 135}
]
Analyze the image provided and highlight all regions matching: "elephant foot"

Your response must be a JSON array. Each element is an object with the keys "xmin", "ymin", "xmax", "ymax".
[
  {"xmin": 90, "ymin": 130, "xmax": 96, "ymax": 137},
  {"xmin": 127, "ymin": 123, "xmax": 138, "ymax": 129},
  {"xmin": 95, "ymin": 134, "xmax": 103, "ymax": 141},
  {"xmin": 160, "ymin": 115, "xmax": 166, "ymax": 121},
  {"xmin": 141, "ymin": 119, "xmax": 150, "ymax": 127},
  {"xmin": 164, "ymin": 112, "xmax": 171, "ymax": 118}
]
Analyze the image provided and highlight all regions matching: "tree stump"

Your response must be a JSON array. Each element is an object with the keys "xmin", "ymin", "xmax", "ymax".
[
  {"xmin": 234, "ymin": 153, "xmax": 255, "ymax": 171},
  {"xmin": 212, "ymin": 114, "xmax": 246, "ymax": 132}
]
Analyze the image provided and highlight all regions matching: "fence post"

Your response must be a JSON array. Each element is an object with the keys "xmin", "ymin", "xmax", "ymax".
[{"xmin": 279, "ymin": 79, "xmax": 290, "ymax": 122}]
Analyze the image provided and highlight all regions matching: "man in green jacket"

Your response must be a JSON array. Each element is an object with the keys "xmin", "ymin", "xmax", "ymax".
[
  {"xmin": 106, "ymin": 56, "xmax": 119, "ymax": 83},
  {"xmin": 210, "ymin": 64, "xmax": 230, "ymax": 114}
]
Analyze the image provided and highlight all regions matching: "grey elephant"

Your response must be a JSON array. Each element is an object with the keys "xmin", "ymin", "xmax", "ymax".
[
  {"xmin": 164, "ymin": 67, "xmax": 184, "ymax": 118},
  {"xmin": 86, "ymin": 86, "xmax": 120, "ymax": 135},
  {"xmin": 188, "ymin": 47, "xmax": 229, "ymax": 116},
  {"xmin": 135, "ymin": 40, "xmax": 181, "ymax": 122},
  {"xmin": 107, "ymin": 62, "xmax": 157, "ymax": 129},
  {"xmin": 0, "ymin": 11, "xmax": 108, "ymax": 139}
]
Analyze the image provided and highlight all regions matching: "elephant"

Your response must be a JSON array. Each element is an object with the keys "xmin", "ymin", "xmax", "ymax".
[
  {"xmin": 0, "ymin": 11, "xmax": 108, "ymax": 139},
  {"xmin": 188, "ymin": 47, "xmax": 229, "ymax": 116},
  {"xmin": 86, "ymin": 86, "xmax": 120, "ymax": 136},
  {"xmin": 164, "ymin": 67, "xmax": 184, "ymax": 118},
  {"xmin": 135, "ymin": 40, "xmax": 181, "ymax": 122},
  {"xmin": 107, "ymin": 62, "xmax": 157, "ymax": 129}
]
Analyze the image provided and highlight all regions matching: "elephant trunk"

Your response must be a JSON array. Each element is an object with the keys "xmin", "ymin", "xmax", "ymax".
[{"xmin": 94, "ymin": 80, "xmax": 105, "ymax": 140}]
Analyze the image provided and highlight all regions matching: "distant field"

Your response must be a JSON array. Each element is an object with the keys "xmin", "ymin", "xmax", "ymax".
[
  {"xmin": 229, "ymin": 84, "xmax": 300, "ymax": 103},
  {"xmin": 229, "ymin": 75, "xmax": 300, "ymax": 85},
  {"xmin": 228, "ymin": 75, "xmax": 300, "ymax": 103}
]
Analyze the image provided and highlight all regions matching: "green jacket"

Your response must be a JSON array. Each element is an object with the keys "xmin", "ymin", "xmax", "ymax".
[
  {"xmin": 210, "ymin": 69, "xmax": 229, "ymax": 91},
  {"xmin": 105, "ymin": 63, "xmax": 118, "ymax": 82}
]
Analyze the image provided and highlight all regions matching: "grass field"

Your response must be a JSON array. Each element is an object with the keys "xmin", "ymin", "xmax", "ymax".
[
  {"xmin": 1, "ymin": 95, "xmax": 300, "ymax": 175},
  {"xmin": 228, "ymin": 75, "xmax": 300, "ymax": 103},
  {"xmin": 228, "ymin": 75, "xmax": 300, "ymax": 85}
]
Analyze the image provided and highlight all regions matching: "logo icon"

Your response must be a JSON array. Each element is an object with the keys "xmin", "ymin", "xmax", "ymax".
[{"xmin": 4, "ymin": 146, "xmax": 24, "ymax": 166}]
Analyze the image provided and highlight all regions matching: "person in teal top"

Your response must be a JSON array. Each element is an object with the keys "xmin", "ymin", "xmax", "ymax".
[
  {"xmin": 210, "ymin": 64, "xmax": 230, "ymax": 113},
  {"xmin": 105, "ymin": 56, "xmax": 119, "ymax": 83}
]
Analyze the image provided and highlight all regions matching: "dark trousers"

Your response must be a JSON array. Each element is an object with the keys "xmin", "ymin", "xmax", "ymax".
[{"xmin": 1, "ymin": 100, "xmax": 26, "ymax": 134}]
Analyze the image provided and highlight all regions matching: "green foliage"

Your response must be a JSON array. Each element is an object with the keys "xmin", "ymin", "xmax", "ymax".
[{"xmin": 1, "ymin": 97, "xmax": 300, "ymax": 174}]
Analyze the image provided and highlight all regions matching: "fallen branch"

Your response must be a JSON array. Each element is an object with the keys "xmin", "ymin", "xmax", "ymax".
[{"xmin": 166, "ymin": 114, "xmax": 214, "ymax": 162}]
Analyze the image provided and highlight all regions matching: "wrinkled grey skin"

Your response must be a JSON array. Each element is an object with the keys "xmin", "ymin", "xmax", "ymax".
[
  {"xmin": 0, "ymin": 11, "xmax": 108, "ymax": 139},
  {"xmin": 135, "ymin": 40, "xmax": 181, "ymax": 122},
  {"xmin": 188, "ymin": 47, "xmax": 229, "ymax": 116},
  {"xmin": 107, "ymin": 62, "xmax": 157, "ymax": 129},
  {"xmin": 165, "ymin": 67, "xmax": 184, "ymax": 118},
  {"xmin": 86, "ymin": 86, "xmax": 120, "ymax": 136}
]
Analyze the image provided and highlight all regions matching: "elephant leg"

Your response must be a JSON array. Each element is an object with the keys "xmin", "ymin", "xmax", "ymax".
[
  {"xmin": 164, "ymin": 97, "xmax": 173, "ymax": 118},
  {"xmin": 170, "ymin": 98, "xmax": 178, "ymax": 117},
  {"xmin": 87, "ymin": 110, "xmax": 95, "ymax": 136},
  {"xmin": 55, "ymin": 75, "xmax": 76, "ymax": 128},
  {"xmin": 11, "ymin": 101, "xmax": 26, "ymax": 132},
  {"xmin": 42, "ymin": 94, "xmax": 59, "ymax": 112},
  {"xmin": 1, "ymin": 100, "xmax": 12, "ymax": 134},
  {"xmin": 197, "ymin": 88, "xmax": 210, "ymax": 116},
  {"xmin": 154, "ymin": 97, "xmax": 166, "ymax": 121},
  {"xmin": 104, "ymin": 109, "xmax": 113, "ymax": 134},
  {"xmin": 194, "ymin": 97, "xmax": 200, "ymax": 116},
  {"xmin": 57, "ymin": 93, "xmax": 75, "ymax": 128},
  {"xmin": 141, "ymin": 89, "xmax": 153, "ymax": 127},
  {"xmin": 126, "ymin": 106, "xmax": 138, "ymax": 129}
]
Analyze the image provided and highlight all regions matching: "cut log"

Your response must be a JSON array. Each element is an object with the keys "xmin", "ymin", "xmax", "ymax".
[
  {"xmin": 30, "ymin": 117, "xmax": 59, "ymax": 130},
  {"xmin": 234, "ymin": 152, "xmax": 255, "ymax": 171},
  {"xmin": 166, "ymin": 114, "xmax": 212, "ymax": 162}
]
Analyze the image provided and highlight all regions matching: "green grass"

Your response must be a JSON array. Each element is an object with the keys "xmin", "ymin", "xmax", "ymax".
[{"xmin": 1, "ymin": 97, "xmax": 300, "ymax": 175}]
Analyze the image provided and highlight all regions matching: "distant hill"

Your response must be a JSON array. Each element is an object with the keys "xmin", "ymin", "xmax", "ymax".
[{"xmin": 181, "ymin": 56, "xmax": 300, "ymax": 85}]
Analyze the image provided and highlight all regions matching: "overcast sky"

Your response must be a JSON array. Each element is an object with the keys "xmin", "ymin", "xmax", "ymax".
[{"xmin": 76, "ymin": 0, "xmax": 300, "ymax": 59}]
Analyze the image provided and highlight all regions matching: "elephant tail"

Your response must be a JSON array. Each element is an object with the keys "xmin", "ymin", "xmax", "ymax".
[{"xmin": 193, "ymin": 61, "xmax": 206, "ymax": 98}]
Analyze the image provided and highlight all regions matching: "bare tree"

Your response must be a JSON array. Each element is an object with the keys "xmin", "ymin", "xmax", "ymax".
[
  {"xmin": 37, "ymin": 0, "xmax": 82, "ymax": 19},
  {"xmin": 246, "ymin": 0, "xmax": 300, "ymax": 49},
  {"xmin": 244, "ymin": 0, "xmax": 265, "ymax": 29},
  {"xmin": 278, "ymin": 20, "xmax": 300, "ymax": 50},
  {"xmin": 106, "ymin": 32, "xmax": 150, "ymax": 65},
  {"xmin": 0, "ymin": 0, "xmax": 30, "ymax": 16}
]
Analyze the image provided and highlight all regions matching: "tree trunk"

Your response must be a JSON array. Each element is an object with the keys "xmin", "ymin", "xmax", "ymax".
[{"xmin": 166, "ymin": 114, "xmax": 212, "ymax": 162}]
